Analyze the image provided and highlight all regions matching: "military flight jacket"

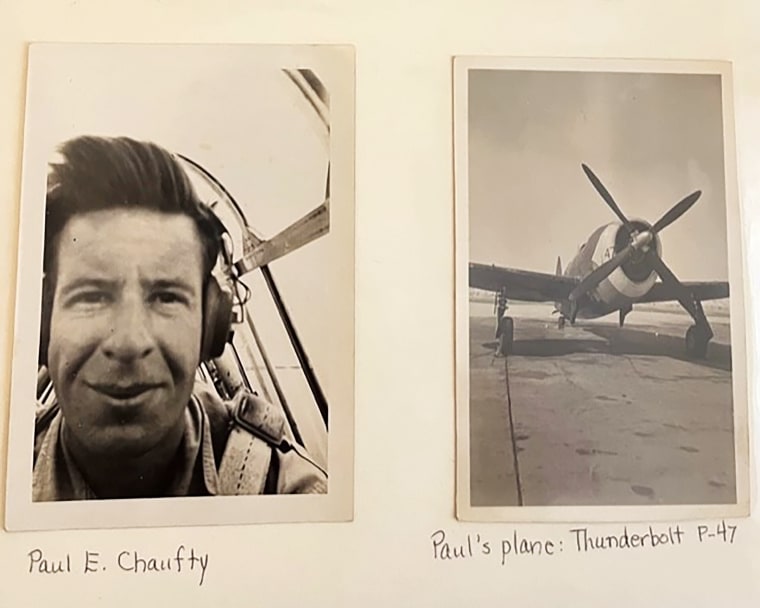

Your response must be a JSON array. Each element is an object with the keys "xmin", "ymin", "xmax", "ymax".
[{"xmin": 33, "ymin": 382, "xmax": 327, "ymax": 501}]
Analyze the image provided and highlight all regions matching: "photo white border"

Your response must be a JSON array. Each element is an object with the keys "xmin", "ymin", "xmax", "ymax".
[
  {"xmin": 4, "ymin": 43, "xmax": 356, "ymax": 532},
  {"xmin": 454, "ymin": 55, "xmax": 750, "ymax": 523}
]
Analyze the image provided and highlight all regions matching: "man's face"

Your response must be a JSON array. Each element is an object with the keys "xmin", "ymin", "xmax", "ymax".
[{"xmin": 47, "ymin": 208, "xmax": 205, "ymax": 458}]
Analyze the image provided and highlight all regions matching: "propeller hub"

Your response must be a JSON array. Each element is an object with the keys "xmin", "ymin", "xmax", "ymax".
[
  {"xmin": 631, "ymin": 230, "xmax": 653, "ymax": 250},
  {"xmin": 615, "ymin": 220, "xmax": 658, "ymax": 283}
]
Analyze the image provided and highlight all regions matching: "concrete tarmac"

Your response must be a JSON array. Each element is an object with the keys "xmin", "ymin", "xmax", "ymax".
[{"xmin": 468, "ymin": 300, "xmax": 737, "ymax": 507}]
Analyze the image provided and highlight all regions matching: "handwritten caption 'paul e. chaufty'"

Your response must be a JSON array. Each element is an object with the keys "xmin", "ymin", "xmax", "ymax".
[
  {"xmin": 431, "ymin": 520, "xmax": 738, "ymax": 566},
  {"xmin": 27, "ymin": 545, "xmax": 209, "ymax": 586}
]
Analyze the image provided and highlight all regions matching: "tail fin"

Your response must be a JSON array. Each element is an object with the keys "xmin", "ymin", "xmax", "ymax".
[{"xmin": 555, "ymin": 256, "xmax": 562, "ymax": 276}]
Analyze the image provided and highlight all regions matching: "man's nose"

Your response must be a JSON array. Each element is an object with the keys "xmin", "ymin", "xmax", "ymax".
[{"xmin": 101, "ymin": 297, "xmax": 156, "ymax": 362}]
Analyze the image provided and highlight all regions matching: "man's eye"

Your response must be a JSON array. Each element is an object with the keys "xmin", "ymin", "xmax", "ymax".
[
  {"xmin": 151, "ymin": 292, "xmax": 188, "ymax": 306},
  {"xmin": 71, "ymin": 292, "xmax": 110, "ymax": 306}
]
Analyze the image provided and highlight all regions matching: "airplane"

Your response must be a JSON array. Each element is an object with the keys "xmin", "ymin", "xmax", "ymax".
[{"xmin": 469, "ymin": 163, "xmax": 729, "ymax": 360}]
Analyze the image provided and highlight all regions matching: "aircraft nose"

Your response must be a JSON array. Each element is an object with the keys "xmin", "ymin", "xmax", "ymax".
[{"xmin": 632, "ymin": 230, "xmax": 653, "ymax": 250}]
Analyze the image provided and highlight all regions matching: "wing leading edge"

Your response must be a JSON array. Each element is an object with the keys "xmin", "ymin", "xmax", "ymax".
[
  {"xmin": 638, "ymin": 281, "xmax": 729, "ymax": 303},
  {"xmin": 470, "ymin": 262, "xmax": 729, "ymax": 304},
  {"xmin": 469, "ymin": 262, "xmax": 579, "ymax": 302}
]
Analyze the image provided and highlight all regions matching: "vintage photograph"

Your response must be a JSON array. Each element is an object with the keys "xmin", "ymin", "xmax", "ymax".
[
  {"xmin": 5, "ymin": 43, "xmax": 355, "ymax": 530},
  {"xmin": 454, "ymin": 57, "xmax": 749, "ymax": 521}
]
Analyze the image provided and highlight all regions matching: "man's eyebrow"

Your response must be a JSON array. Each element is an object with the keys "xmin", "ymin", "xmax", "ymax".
[
  {"xmin": 58, "ymin": 278, "xmax": 118, "ymax": 296},
  {"xmin": 147, "ymin": 278, "xmax": 198, "ymax": 295}
]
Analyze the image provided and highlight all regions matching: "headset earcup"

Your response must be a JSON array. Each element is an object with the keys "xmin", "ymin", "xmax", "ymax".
[
  {"xmin": 201, "ymin": 277, "xmax": 234, "ymax": 361},
  {"xmin": 38, "ymin": 277, "xmax": 52, "ymax": 366}
]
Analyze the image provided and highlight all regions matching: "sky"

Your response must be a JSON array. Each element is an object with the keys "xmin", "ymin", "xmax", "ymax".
[{"xmin": 467, "ymin": 69, "xmax": 729, "ymax": 281}]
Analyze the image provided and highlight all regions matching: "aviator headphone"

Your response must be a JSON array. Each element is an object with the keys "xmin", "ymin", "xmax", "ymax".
[{"xmin": 38, "ymin": 205, "xmax": 235, "ymax": 368}]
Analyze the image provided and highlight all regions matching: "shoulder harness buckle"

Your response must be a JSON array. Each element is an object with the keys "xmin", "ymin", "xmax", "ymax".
[{"xmin": 230, "ymin": 390, "xmax": 291, "ymax": 452}]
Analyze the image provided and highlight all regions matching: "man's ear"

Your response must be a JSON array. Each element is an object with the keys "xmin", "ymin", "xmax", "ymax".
[{"xmin": 200, "ymin": 277, "xmax": 233, "ymax": 362}]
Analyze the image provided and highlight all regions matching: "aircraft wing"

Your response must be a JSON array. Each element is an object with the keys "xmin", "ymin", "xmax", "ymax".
[
  {"xmin": 639, "ymin": 281, "xmax": 729, "ymax": 303},
  {"xmin": 469, "ymin": 262, "xmax": 580, "ymax": 302}
]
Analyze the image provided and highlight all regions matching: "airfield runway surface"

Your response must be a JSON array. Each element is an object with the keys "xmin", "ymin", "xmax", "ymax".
[{"xmin": 468, "ymin": 300, "xmax": 737, "ymax": 507}]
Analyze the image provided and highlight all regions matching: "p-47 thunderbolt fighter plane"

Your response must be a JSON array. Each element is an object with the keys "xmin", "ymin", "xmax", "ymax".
[{"xmin": 470, "ymin": 164, "xmax": 729, "ymax": 359}]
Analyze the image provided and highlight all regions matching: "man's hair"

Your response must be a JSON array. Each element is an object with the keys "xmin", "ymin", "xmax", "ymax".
[{"xmin": 43, "ymin": 135, "xmax": 222, "ymax": 281}]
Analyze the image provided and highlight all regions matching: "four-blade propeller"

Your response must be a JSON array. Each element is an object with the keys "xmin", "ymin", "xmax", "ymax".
[{"xmin": 568, "ymin": 164, "xmax": 701, "ymax": 311}]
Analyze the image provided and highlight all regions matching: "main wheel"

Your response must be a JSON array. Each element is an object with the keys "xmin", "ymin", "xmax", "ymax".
[
  {"xmin": 497, "ymin": 316, "xmax": 515, "ymax": 356},
  {"xmin": 685, "ymin": 325, "xmax": 709, "ymax": 359}
]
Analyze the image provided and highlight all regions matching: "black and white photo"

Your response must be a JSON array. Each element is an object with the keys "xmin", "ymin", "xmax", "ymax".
[
  {"xmin": 454, "ymin": 57, "xmax": 748, "ymax": 521},
  {"xmin": 5, "ymin": 43, "xmax": 355, "ymax": 530}
]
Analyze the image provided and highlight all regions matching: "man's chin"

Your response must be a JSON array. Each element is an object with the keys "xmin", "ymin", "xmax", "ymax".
[
  {"xmin": 66, "ymin": 422, "xmax": 176, "ymax": 460},
  {"xmin": 61, "ymin": 395, "xmax": 189, "ymax": 460},
  {"xmin": 86, "ymin": 434, "xmax": 164, "ymax": 459}
]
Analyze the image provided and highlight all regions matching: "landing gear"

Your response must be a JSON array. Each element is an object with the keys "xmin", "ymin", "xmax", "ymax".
[
  {"xmin": 493, "ymin": 287, "xmax": 514, "ymax": 356},
  {"xmin": 557, "ymin": 315, "xmax": 566, "ymax": 329},
  {"xmin": 496, "ymin": 315, "xmax": 515, "ymax": 356},
  {"xmin": 685, "ymin": 324, "xmax": 710, "ymax": 359},
  {"xmin": 681, "ymin": 297, "xmax": 713, "ymax": 360},
  {"xmin": 619, "ymin": 305, "xmax": 632, "ymax": 328}
]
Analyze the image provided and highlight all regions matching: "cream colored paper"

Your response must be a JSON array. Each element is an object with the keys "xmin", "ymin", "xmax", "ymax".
[{"xmin": 1, "ymin": 0, "xmax": 759, "ymax": 605}]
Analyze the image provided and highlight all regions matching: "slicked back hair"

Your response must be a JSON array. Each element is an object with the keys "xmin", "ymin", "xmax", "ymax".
[{"xmin": 43, "ymin": 136, "xmax": 222, "ymax": 286}]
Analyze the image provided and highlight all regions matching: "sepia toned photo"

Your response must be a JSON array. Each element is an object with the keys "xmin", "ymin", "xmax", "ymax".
[
  {"xmin": 5, "ymin": 43, "xmax": 355, "ymax": 530},
  {"xmin": 454, "ymin": 57, "xmax": 749, "ymax": 522}
]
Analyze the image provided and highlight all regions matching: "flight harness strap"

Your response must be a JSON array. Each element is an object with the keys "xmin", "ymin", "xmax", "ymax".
[{"xmin": 218, "ymin": 390, "xmax": 288, "ymax": 495}]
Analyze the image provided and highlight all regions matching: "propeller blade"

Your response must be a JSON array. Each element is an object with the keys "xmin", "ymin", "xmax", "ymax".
[
  {"xmin": 581, "ymin": 164, "xmax": 633, "ymax": 231},
  {"xmin": 651, "ymin": 190, "xmax": 701, "ymax": 233},
  {"xmin": 569, "ymin": 244, "xmax": 634, "ymax": 302},
  {"xmin": 645, "ymin": 250, "xmax": 699, "ymax": 319},
  {"xmin": 235, "ymin": 200, "xmax": 329, "ymax": 275}
]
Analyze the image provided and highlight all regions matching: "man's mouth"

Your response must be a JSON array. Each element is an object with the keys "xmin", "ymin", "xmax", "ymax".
[{"xmin": 86, "ymin": 382, "xmax": 162, "ymax": 400}]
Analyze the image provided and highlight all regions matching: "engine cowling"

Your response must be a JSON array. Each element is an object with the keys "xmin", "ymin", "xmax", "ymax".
[{"xmin": 591, "ymin": 221, "xmax": 660, "ymax": 309}]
